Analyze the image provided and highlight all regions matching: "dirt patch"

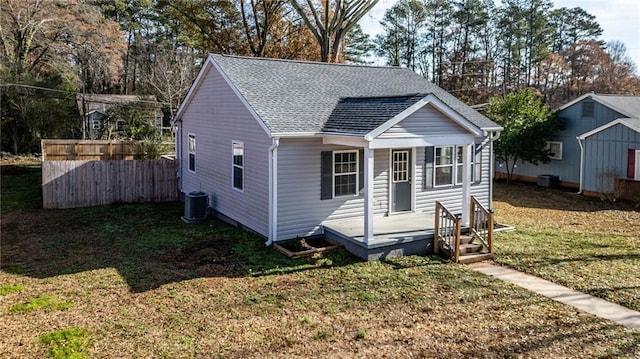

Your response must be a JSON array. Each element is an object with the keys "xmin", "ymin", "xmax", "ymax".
[{"xmin": 169, "ymin": 239, "xmax": 240, "ymax": 277}]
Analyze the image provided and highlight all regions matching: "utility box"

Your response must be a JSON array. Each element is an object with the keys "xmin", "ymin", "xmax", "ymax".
[
  {"xmin": 537, "ymin": 174, "xmax": 559, "ymax": 188},
  {"xmin": 182, "ymin": 191, "xmax": 208, "ymax": 223}
]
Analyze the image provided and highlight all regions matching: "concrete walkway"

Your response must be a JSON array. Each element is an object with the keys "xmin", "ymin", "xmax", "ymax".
[{"xmin": 470, "ymin": 263, "xmax": 640, "ymax": 330}]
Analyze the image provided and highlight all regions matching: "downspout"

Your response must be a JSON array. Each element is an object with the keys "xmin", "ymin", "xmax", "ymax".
[
  {"xmin": 175, "ymin": 119, "xmax": 183, "ymax": 194},
  {"xmin": 577, "ymin": 136, "xmax": 584, "ymax": 194},
  {"xmin": 266, "ymin": 137, "xmax": 280, "ymax": 246},
  {"xmin": 488, "ymin": 130, "xmax": 501, "ymax": 210}
]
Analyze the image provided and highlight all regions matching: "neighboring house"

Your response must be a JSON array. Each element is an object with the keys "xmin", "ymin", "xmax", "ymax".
[
  {"xmin": 495, "ymin": 93, "xmax": 640, "ymax": 200},
  {"xmin": 174, "ymin": 54, "xmax": 502, "ymax": 260},
  {"xmin": 76, "ymin": 94, "xmax": 162, "ymax": 139}
]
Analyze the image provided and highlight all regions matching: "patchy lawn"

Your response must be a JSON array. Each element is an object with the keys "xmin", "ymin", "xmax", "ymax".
[
  {"xmin": 1, "ymin": 163, "xmax": 639, "ymax": 358},
  {"xmin": 493, "ymin": 181, "xmax": 640, "ymax": 311}
]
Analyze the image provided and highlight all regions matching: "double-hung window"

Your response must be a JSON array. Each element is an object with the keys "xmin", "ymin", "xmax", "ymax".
[
  {"xmin": 188, "ymin": 134, "xmax": 196, "ymax": 172},
  {"xmin": 546, "ymin": 141, "xmax": 563, "ymax": 160},
  {"xmin": 232, "ymin": 141, "xmax": 244, "ymax": 191},
  {"xmin": 92, "ymin": 120, "xmax": 101, "ymax": 130},
  {"xmin": 435, "ymin": 146, "xmax": 454, "ymax": 186},
  {"xmin": 333, "ymin": 151, "xmax": 358, "ymax": 196}
]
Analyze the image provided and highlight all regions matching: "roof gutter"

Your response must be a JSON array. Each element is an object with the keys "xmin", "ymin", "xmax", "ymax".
[{"xmin": 266, "ymin": 137, "xmax": 280, "ymax": 246}]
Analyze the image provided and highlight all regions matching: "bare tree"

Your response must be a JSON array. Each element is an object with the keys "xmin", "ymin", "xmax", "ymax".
[{"xmin": 289, "ymin": 0, "xmax": 379, "ymax": 62}]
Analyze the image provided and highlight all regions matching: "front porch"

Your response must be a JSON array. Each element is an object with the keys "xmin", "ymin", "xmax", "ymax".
[
  {"xmin": 323, "ymin": 212, "xmax": 440, "ymax": 260},
  {"xmin": 322, "ymin": 197, "xmax": 495, "ymax": 263}
]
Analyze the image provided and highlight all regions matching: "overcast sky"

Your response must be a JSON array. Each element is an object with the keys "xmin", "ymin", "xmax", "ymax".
[{"xmin": 358, "ymin": 0, "xmax": 640, "ymax": 69}]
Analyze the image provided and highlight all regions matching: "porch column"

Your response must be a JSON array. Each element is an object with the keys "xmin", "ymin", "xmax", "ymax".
[
  {"xmin": 364, "ymin": 147, "xmax": 374, "ymax": 244},
  {"xmin": 461, "ymin": 143, "xmax": 471, "ymax": 226}
]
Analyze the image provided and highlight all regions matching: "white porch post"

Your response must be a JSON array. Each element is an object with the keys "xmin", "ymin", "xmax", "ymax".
[
  {"xmin": 461, "ymin": 143, "xmax": 471, "ymax": 226},
  {"xmin": 364, "ymin": 147, "xmax": 374, "ymax": 244}
]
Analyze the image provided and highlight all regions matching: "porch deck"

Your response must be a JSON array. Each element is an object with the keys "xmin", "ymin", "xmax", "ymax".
[{"xmin": 322, "ymin": 212, "xmax": 439, "ymax": 260}]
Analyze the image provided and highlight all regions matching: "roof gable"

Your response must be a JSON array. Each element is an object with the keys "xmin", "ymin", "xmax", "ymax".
[
  {"xmin": 578, "ymin": 118, "xmax": 640, "ymax": 139},
  {"xmin": 191, "ymin": 55, "xmax": 500, "ymax": 135},
  {"xmin": 367, "ymin": 94, "xmax": 483, "ymax": 139},
  {"xmin": 559, "ymin": 93, "xmax": 640, "ymax": 118}
]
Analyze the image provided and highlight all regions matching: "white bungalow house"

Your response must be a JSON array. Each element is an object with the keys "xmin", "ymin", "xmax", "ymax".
[{"xmin": 174, "ymin": 54, "xmax": 502, "ymax": 261}]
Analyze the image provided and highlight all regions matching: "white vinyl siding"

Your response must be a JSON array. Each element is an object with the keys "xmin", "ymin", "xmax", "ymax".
[
  {"xmin": 276, "ymin": 138, "xmax": 493, "ymax": 241},
  {"xmin": 379, "ymin": 104, "xmax": 469, "ymax": 138},
  {"xmin": 180, "ymin": 65, "xmax": 271, "ymax": 237}
]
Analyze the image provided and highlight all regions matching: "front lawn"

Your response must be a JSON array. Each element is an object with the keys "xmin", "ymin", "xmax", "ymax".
[
  {"xmin": 493, "ymin": 181, "xmax": 640, "ymax": 311},
  {"xmin": 1, "ymin": 163, "xmax": 639, "ymax": 358}
]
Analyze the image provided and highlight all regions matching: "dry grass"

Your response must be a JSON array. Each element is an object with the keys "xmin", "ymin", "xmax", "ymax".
[
  {"xmin": 493, "ymin": 181, "xmax": 640, "ymax": 311},
  {"xmin": 1, "ymin": 164, "xmax": 639, "ymax": 358}
]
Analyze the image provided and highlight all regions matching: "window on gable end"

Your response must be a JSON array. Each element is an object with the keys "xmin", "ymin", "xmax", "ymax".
[{"xmin": 582, "ymin": 101, "xmax": 594, "ymax": 117}]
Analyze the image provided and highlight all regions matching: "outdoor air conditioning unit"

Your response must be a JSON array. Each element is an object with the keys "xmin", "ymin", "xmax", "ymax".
[
  {"xmin": 537, "ymin": 175, "xmax": 559, "ymax": 188},
  {"xmin": 182, "ymin": 191, "xmax": 208, "ymax": 223}
]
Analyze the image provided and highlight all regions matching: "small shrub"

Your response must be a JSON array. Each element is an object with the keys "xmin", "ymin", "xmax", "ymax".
[
  {"xmin": 133, "ymin": 137, "xmax": 168, "ymax": 160},
  {"xmin": 0, "ymin": 284, "xmax": 25, "ymax": 295},
  {"xmin": 356, "ymin": 329, "xmax": 367, "ymax": 340},
  {"xmin": 9, "ymin": 295, "xmax": 74, "ymax": 313},
  {"xmin": 39, "ymin": 327, "xmax": 90, "ymax": 359}
]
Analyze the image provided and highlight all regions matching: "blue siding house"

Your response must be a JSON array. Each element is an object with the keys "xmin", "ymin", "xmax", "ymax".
[
  {"xmin": 496, "ymin": 93, "xmax": 640, "ymax": 199},
  {"xmin": 174, "ymin": 55, "xmax": 502, "ymax": 261}
]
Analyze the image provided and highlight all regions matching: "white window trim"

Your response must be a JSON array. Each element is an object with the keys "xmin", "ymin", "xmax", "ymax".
[
  {"xmin": 92, "ymin": 120, "xmax": 101, "ymax": 130},
  {"xmin": 392, "ymin": 150, "xmax": 410, "ymax": 183},
  {"xmin": 188, "ymin": 133, "xmax": 196, "ymax": 173},
  {"xmin": 232, "ymin": 141, "xmax": 244, "ymax": 192},
  {"xmin": 434, "ymin": 146, "xmax": 455, "ymax": 187},
  {"xmin": 332, "ymin": 150, "xmax": 359, "ymax": 198},
  {"xmin": 546, "ymin": 141, "xmax": 563, "ymax": 160}
]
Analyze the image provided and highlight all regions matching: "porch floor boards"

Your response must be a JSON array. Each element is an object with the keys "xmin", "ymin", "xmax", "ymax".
[{"xmin": 322, "ymin": 212, "xmax": 437, "ymax": 260}]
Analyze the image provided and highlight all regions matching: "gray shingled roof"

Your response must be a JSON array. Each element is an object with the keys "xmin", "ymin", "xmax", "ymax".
[
  {"xmin": 323, "ymin": 94, "xmax": 427, "ymax": 134},
  {"xmin": 591, "ymin": 94, "xmax": 640, "ymax": 118},
  {"xmin": 212, "ymin": 55, "xmax": 500, "ymax": 134}
]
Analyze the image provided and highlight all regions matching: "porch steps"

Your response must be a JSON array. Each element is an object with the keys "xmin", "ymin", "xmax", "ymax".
[
  {"xmin": 459, "ymin": 243, "xmax": 483, "ymax": 254},
  {"xmin": 458, "ymin": 252, "xmax": 494, "ymax": 264}
]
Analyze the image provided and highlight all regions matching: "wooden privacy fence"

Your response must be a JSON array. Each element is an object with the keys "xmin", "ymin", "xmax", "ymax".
[
  {"xmin": 42, "ymin": 159, "xmax": 179, "ymax": 209},
  {"xmin": 42, "ymin": 140, "xmax": 137, "ymax": 161}
]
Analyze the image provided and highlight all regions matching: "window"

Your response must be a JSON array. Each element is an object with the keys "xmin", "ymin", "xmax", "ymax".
[
  {"xmin": 92, "ymin": 120, "xmax": 101, "ymax": 130},
  {"xmin": 435, "ymin": 146, "xmax": 454, "ymax": 186},
  {"xmin": 426, "ymin": 145, "xmax": 482, "ymax": 189},
  {"xmin": 582, "ymin": 101, "xmax": 594, "ymax": 117},
  {"xmin": 188, "ymin": 134, "xmax": 196, "ymax": 172},
  {"xmin": 333, "ymin": 150, "xmax": 358, "ymax": 196},
  {"xmin": 116, "ymin": 119, "xmax": 126, "ymax": 132},
  {"xmin": 546, "ymin": 141, "xmax": 563, "ymax": 160},
  {"xmin": 393, "ymin": 151, "xmax": 409, "ymax": 182},
  {"xmin": 232, "ymin": 141, "xmax": 244, "ymax": 190}
]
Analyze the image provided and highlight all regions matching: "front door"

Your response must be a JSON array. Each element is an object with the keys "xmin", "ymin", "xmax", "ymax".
[{"xmin": 391, "ymin": 149, "xmax": 412, "ymax": 212}]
